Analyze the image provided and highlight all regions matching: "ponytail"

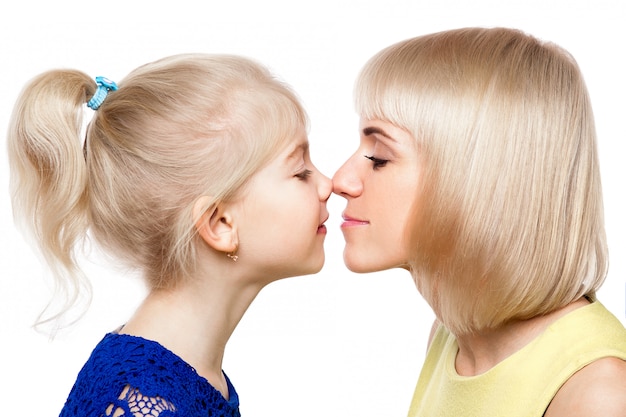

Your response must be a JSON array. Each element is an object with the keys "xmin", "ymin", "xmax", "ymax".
[{"xmin": 8, "ymin": 70, "xmax": 96, "ymax": 331}]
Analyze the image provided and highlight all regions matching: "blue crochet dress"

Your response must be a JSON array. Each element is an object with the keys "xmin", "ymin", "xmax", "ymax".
[{"xmin": 59, "ymin": 332, "xmax": 241, "ymax": 417}]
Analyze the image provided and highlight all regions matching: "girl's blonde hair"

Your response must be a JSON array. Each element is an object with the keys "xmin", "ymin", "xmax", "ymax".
[
  {"xmin": 8, "ymin": 54, "xmax": 306, "ymax": 328},
  {"xmin": 355, "ymin": 27, "xmax": 607, "ymax": 335}
]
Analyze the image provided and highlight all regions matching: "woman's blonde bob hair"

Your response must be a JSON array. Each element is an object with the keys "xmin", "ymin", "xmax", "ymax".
[
  {"xmin": 355, "ymin": 27, "xmax": 607, "ymax": 335},
  {"xmin": 8, "ymin": 54, "xmax": 307, "ymax": 328}
]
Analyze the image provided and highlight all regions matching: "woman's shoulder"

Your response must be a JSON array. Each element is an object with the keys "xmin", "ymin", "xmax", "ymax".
[
  {"xmin": 543, "ymin": 301, "xmax": 626, "ymax": 416},
  {"xmin": 544, "ymin": 356, "xmax": 626, "ymax": 417}
]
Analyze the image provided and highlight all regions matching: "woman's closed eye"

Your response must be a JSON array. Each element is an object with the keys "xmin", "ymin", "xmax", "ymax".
[{"xmin": 364, "ymin": 155, "xmax": 388, "ymax": 169}]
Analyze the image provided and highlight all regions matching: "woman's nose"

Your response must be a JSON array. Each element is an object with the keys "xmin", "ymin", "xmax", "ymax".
[{"xmin": 332, "ymin": 156, "xmax": 362, "ymax": 198}]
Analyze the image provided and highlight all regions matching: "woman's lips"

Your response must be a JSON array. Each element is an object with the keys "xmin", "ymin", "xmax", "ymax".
[{"xmin": 341, "ymin": 214, "xmax": 369, "ymax": 228}]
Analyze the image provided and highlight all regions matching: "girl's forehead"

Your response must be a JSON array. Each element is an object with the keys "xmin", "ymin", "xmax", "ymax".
[{"xmin": 280, "ymin": 125, "xmax": 309, "ymax": 151}]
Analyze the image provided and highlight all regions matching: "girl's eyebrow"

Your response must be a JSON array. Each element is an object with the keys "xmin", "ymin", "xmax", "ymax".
[{"xmin": 286, "ymin": 141, "xmax": 309, "ymax": 161}]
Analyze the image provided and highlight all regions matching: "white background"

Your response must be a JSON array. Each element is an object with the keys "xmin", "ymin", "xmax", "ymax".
[{"xmin": 1, "ymin": 1, "xmax": 624, "ymax": 415}]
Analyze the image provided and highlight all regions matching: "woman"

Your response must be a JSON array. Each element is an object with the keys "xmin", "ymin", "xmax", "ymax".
[
  {"xmin": 333, "ymin": 27, "xmax": 626, "ymax": 416},
  {"xmin": 8, "ymin": 54, "xmax": 331, "ymax": 416}
]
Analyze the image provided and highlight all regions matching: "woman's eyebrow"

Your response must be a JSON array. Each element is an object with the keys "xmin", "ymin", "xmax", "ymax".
[{"xmin": 362, "ymin": 126, "xmax": 397, "ymax": 143}]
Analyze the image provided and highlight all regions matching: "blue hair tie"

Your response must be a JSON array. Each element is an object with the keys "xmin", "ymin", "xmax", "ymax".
[{"xmin": 87, "ymin": 76, "xmax": 118, "ymax": 110}]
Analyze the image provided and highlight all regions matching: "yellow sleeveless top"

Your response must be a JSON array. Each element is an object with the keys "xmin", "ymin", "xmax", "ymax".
[{"xmin": 408, "ymin": 301, "xmax": 626, "ymax": 417}]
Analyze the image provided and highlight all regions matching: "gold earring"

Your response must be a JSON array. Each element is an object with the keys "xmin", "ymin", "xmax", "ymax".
[{"xmin": 227, "ymin": 244, "xmax": 238, "ymax": 262}]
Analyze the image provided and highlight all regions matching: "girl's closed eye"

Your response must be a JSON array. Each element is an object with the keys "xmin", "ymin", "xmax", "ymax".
[
  {"xmin": 364, "ymin": 155, "xmax": 388, "ymax": 169},
  {"xmin": 295, "ymin": 169, "xmax": 313, "ymax": 181}
]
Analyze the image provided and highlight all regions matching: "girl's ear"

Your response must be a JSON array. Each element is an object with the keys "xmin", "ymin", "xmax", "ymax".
[{"xmin": 193, "ymin": 196, "xmax": 238, "ymax": 253}]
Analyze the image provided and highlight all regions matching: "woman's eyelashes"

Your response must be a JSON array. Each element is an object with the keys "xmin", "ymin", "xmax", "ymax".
[
  {"xmin": 295, "ymin": 169, "xmax": 313, "ymax": 181},
  {"xmin": 364, "ymin": 155, "xmax": 389, "ymax": 169}
]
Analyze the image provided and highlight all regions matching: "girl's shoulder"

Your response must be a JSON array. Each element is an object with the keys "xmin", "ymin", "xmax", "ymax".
[
  {"xmin": 59, "ymin": 333, "xmax": 186, "ymax": 416},
  {"xmin": 60, "ymin": 333, "xmax": 240, "ymax": 417}
]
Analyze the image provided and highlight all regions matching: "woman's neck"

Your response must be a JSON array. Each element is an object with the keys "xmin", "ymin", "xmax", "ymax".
[{"xmin": 453, "ymin": 297, "xmax": 590, "ymax": 376}]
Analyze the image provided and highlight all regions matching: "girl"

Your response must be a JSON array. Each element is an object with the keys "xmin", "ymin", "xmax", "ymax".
[
  {"xmin": 333, "ymin": 27, "xmax": 626, "ymax": 416},
  {"xmin": 8, "ymin": 54, "xmax": 331, "ymax": 416}
]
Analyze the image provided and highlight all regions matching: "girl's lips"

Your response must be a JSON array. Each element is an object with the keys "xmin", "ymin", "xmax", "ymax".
[
  {"xmin": 341, "ymin": 215, "xmax": 369, "ymax": 228},
  {"xmin": 317, "ymin": 215, "xmax": 329, "ymax": 234}
]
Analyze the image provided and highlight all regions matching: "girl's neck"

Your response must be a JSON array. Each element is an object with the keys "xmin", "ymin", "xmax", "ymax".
[
  {"xmin": 119, "ymin": 272, "xmax": 263, "ymax": 399},
  {"xmin": 453, "ymin": 297, "xmax": 590, "ymax": 376}
]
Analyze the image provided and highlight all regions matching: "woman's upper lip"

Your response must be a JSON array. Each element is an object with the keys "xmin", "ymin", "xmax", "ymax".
[{"xmin": 342, "ymin": 213, "xmax": 368, "ymax": 223}]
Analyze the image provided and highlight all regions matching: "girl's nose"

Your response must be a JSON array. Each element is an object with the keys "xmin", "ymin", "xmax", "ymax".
[{"xmin": 317, "ymin": 172, "xmax": 332, "ymax": 202}]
